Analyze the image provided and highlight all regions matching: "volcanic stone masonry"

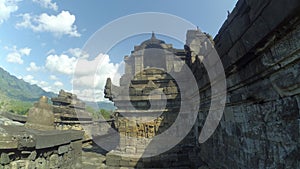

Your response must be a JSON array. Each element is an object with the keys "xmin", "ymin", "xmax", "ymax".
[
  {"xmin": 104, "ymin": 32, "xmax": 201, "ymax": 168},
  {"xmin": 194, "ymin": 0, "xmax": 300, "ymax": 168},
  {"xmin": 1, "ymin": 0, "xmax": 299, "ymax": 168},
  {"xmin": 0, "ymin": 97, "xmax": 83, "ymax": 169},
  {"xmin": 104, "ymin": 0, "xmax": 300, "ymax": 168},
  {"xmin": 51, "ymin": 89, "xmax": 94, "ymax": 141}
]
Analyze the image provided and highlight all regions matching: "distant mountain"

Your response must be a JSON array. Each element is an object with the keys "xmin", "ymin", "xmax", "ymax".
[
  {"xmin": 0, "ymin": 67, "xmax": 56, "ymax": 102},
  {"xmin": 85, "ymin": 100, "xmax": 116, "ymax": 111}
]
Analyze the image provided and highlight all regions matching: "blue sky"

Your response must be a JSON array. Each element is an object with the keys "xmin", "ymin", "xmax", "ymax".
[{"xmin": 0, "ymin": 0, "xmax": 237, "ymax": 101}]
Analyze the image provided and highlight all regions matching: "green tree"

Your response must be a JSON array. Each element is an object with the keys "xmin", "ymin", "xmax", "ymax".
[
  {"xmin": 8, "ymin": 100, "xmax": 32, "ymax": 115},
  {"xmin": 99, "ymin": 109, "xmax": 112, "ymax": 120},
  {"xmin": 85, "ymin": 106, "xmax": 113, "ymax": 120}
]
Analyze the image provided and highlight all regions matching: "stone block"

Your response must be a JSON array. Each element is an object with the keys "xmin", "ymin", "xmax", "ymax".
[
  {"xmin": 270, "ymin": 67, "xmax": 300, "ymax": 97},
  {"xmin": 245, "ymin": 0, "xmax": 270, "ymax": 21},
  {"xmin": 229, "ymin": 93, "xmax": 243, "ymax": 103},
  {"xmin": 224, "ymin": 108, "xmax": 234, "ymax": 122},
  {"xmin": 221, "ymin": 54, "xmax": 233, "ymax": 71},
  {"xmin": 0, "ymin": 153, "xmax": 9, "ymax": 165},
  {"xmin": 28, "ymin": 151, "xmax": 37, "ymax": 161},
  {"xmin": 58, "ymin": 145, "xmax": 69, "ymax": 155},
  {"xmin": 263, "ymin": 0, "xmax": 300, "ymax": 29},
  {"xmin": 125, "ymin": 146, "xmax": 136, "ymax": 154},
  {"xmin": 120, "ymin": 160, "xmax": 130, "ymax": 167},
  {"xmin": 228, "ymin": 40, "xmax": 247, "ymax": 65},
  {"xmin": 127, "ymin": 161, "xmax": 139, "ymax": 167},
  {"xmin": 106, "ymin": 159, "xmax": 120, "ymax": 167},
  {"xmin": 242, "ymin": 16, "xmax": 271, "ymax": 51},
  {"xmin": 215, "ymin": 29, "xmax": 233, "ymax": 57},
  {"xmin": 49, "ymin": 154, "xmax": 59, "ymax": 168},
  {"xmin": 228, "ymin": 13, "xmax": 251, "ymax": 43}
]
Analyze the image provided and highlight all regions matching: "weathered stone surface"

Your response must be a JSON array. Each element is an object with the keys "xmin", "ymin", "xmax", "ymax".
[
  {"xmin": 0, "ymin": 153, "xmax": 9, "ymax": 165},
  {"xmin": 228, "ymin": 13, "xmax": 251, "ymax": 43},
  {"xmin": 228, "ymin": 45, "xmax": 247, "ymax": 74},
  {"xmin": 0, "ymin": 109, "xmax": 83, "ymax": 169},
  {"xmin": 105, "ymin": 33, "xmax": 202, "ymax": 168},
  {"xmin": 0, "ymin": 115, "xmax": 23, "ymax": 126},
  {"xmin": 58, "ymin": 145, "xmax": 70, "ymax": 154},
  {"xmin": 244, "ymin": 0, "xmax": 269, "ymax": 21},
  {"xmin": 28, "ymin": 151, "xmax": 37, "ymax": 161},
  {"xmin": 25, "ymin": 96, "xmax": 55, "ymax": 130},
  {"xmin": 261, "ymin": 0, "xmax": 300, "ymax": 30},
  {"xmin": 196, "ymin": 0, "xmax": 300, "ymax": 168},
  {"xmin": 51, "ymin": 89, "xmax": 94, "ymax": 141},
  {"xmin": 215, "ymin": 29, "xmax": 232, "ymax": 57},
  {"xmin": 241, "ymin": 16, "xmax": 270, "ymax": 51}
]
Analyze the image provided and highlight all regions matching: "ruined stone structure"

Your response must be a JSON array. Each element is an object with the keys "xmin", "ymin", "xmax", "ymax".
[
  {"xmin": 51, "ymin": 90, "xmax": 93, "ymax": 141},
  {"xmin": 2, "ymin": 90, "xmax": 97, "ymax": 142},
  {"xmin": 51, "ymin": 89, "xmax": 90, "ymax": 121},
  {"xmin": 0, "ymin": 97, "xmax": 83, "ymax": 169}
]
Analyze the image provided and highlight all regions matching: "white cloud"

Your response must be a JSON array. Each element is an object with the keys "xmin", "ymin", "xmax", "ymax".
[
  {"xmin": 5, "ymin": 46, "xmax": 31, "ymax": 64},
  {"xmin": 46, "ymin": 49, "xmax": 55, "ymax": 55},
  {"xmin": 42, "ymin": 81, "xmax": 64, "ymax": 93},
  {"xmin": 7, "ymin": 52, "xmax": 23, "ymax": 64},
  {"xmin": 49, "ymin": 75, "xmax": 57, "ymax": 80},
  {"xmin": 0, "ymin": 0, "xmax": 20, "ymax": 24},
  {"xmin": 73, "ymin": 54, "xmax": 121, "ymax": 87},
  {"xmin": 26, "ymin": 62, "xmax": 42, "ymax": 71},
  {"xmin": 16, "ymin": 11, "xmax": 81, "ymax": 37},
  {"xmin": 72, "ymin": 54, "xmax": 123, "ymax": 102},
  {"xmin": 67, "ymin": 48, "xmax": 89, "ymax": 58},
  {"xmin": 23, "ymin": 75, "xmax": 38, "ymax": 84},
  {"xmin": 39, "ymin": 80, "xmax": 48, "ymax": 86},
  {"xmin": 44, "ymin": 51, "xmax": 123, "ymax": 101},
  {"xmin": 19, "ymin": 47, "xmax": 31, "ymax": 56},
  {"xmin": 16, "ymin": 13, "xmax": 31, "ymax": 28},
  {"xmin": 45, "ymin": 54, "xmax": 76, "ymax": 74},
  {"xmin": 41, "ymin": 46, "xmax": 125, "ymax": 101},
  {"xmin": 32, "ymin": 0, "xmax": 58, "ymax": 11},
  {"xmin": 54, "ymin": 81, "xmax": 63, "ymax": 87},
  {"xmin": 72, "ymin": 89, "xmax": 104, "ymax": 102}
]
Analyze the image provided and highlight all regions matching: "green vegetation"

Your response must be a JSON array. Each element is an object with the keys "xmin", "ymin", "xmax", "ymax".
[
  {"xmin": 7, "ymin": 100, "xmax": 32, "ymax": 115},
  {"xmin": 0, "ymin": 92, "xmax": 33, "ymax": 115},
  {"xmin": 86, "ymin": 106, "xmax": 113, "ymax": 120},
  {"xmin": 86, "ymin": 106, "xmax": 96, "ymax": 114},
  {"xmin": 99, "ymin": 109, "xmax": 113, "ymax": 120}
]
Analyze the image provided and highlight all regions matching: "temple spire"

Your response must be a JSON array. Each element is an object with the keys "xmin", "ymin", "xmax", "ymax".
[{"xmin": 151, "ymin": 31, "xmax": 156, "ymax": 39}]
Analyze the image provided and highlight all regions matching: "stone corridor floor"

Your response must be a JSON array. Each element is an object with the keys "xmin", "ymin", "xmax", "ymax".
[
  {"xmin": 82, "ymin": 143, "xmax": 107, "ymax": 169},
  {"xmin": 81, "ymin": 144, "xmax": 211, "ymax": 169}
]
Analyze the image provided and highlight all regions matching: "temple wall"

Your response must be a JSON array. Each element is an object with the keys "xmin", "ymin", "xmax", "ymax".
[{"xmin": 193, "ymin": 0, "xmax": 300, "ymax": 168}]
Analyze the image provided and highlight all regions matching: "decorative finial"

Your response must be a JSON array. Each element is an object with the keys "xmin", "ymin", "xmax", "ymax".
[
  {"xmin": 227, "ymin": 10, "xmax": 231, "ymax": 17},
  {"xmin": 151, "ymin": 31, "xmax": 156, "ymax": 39}
]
